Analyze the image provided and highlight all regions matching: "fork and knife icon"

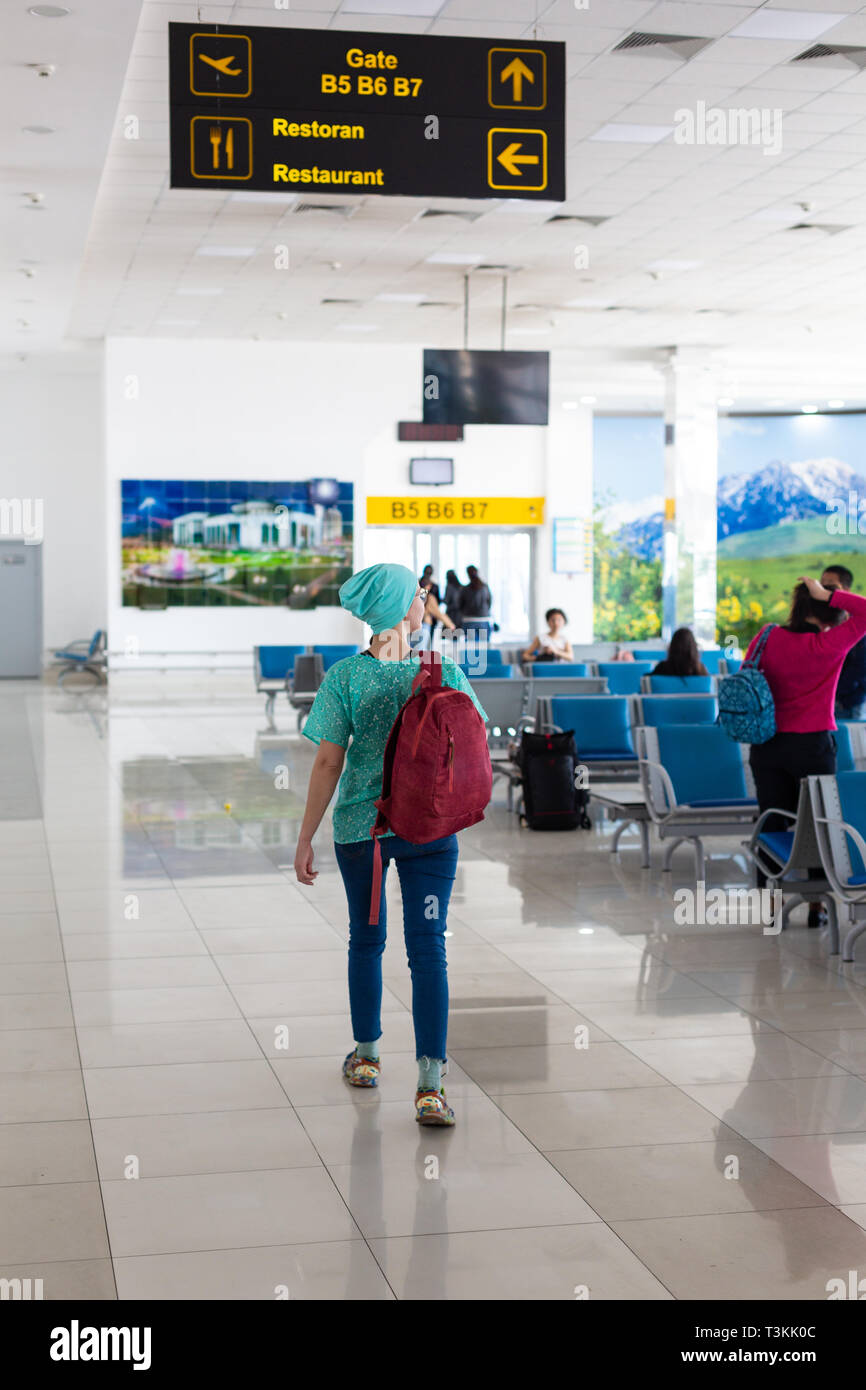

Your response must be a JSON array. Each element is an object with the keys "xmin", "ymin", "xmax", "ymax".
[{"xmin": 209, "ymin": 124, "xmax": 234, "ymax": 170}]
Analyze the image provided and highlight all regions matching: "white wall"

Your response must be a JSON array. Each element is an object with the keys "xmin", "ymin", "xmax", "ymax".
[
  {"xmin": 105, "ymin": 338, "xmax": 558, "ymax": 664},
  {"xmin": 0, "ymin": 351, "xmax": 105, "ymax": 654}
]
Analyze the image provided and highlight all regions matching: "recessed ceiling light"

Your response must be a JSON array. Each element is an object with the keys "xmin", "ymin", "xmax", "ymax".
[
  {"xmin": 580, "ymin": 395, "xmax": 597, "ymax": 404},
  {"xmin": 590, "ymin": 123, "xmax": 673, "ymax": 144},
  {"xmin": 28, "ymin": 4, "xmax": 70, "ymax": 15},
  {"xmin": 562, "ymin": 401, "xmax": 579, "ymax": 410},
  {"xmin": 730, "ymin": 10, "xmax": 846, "ymax": 42},
  {"xmin": 425, "ymin": 252, "xmax": 485, "ymax": 265},
  {"xmin": 801, "ymin": 404, "xmax": 819, "ymax": 414},
  {"xmin": 828, "ymin": 399, "xmax": 845, "ymax": 408},
  {"xmin": 718, "ymin": 397, "xmax": 734, "ymax": 407},
  {"xmin": 176, "ymin": 287, "xmax": 224, "ymax": 296},
  {"xmin": 195, "ymin": 246, "xmax": 255, "ymax": 258},
  {"xmin": 375, "ymin": 292, "xmax": 427, "ymax": 303},
  {"xmin": 22, "ymin": 125, "xmax": 54, "ymax": 135}
]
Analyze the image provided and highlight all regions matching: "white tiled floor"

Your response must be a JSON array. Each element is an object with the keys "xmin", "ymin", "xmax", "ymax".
[{"xmin": 3, "ymin": 675, "xmax": 866, "ymax": 1300}]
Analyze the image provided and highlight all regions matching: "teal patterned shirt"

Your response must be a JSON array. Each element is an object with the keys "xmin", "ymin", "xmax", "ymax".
[{"xmin": 302, "ymin": 653, "xmax": 487, "ymax": 844}]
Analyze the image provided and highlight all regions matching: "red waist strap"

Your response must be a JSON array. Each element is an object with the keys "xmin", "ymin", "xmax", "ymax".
[{"xmin": 369, "ymin": 822, "xmax": 386, "ymax": 926}]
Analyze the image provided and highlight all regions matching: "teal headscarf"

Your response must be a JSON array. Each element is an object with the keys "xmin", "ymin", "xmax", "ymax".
[{"xmin": 339, "ymin": 563, "xmax": 419, "ymax": 633}]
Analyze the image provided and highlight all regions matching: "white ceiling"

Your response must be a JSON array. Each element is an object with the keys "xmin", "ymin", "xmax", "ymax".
[{"xmin": 8, "ymin": 0, "xmax": 866, "ymax": 407}]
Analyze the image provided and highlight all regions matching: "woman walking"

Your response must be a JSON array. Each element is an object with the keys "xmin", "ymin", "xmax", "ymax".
[
  {"xmin": 294, "ymin": 563, "xmax": 487, "ymax": 1125},
  {"xmin": 746, "ymin": 576, "xmax": 866, "ymax": 916}
]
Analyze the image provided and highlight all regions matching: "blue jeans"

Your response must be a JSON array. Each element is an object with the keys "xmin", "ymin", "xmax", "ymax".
[{"xmin": 334, "ymin": 834, "xmax": 458, "ymax": 1059}]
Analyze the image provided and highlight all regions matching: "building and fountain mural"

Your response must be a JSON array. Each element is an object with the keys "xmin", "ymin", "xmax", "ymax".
[{"xmin": 121, "ymin": 478, "xmax": 353, "ymax": 609}]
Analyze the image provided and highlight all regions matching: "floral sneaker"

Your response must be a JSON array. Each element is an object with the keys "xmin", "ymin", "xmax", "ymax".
[
  {"xmin": 415, "ymin": 1088, "xmax": 455, "ymax": 1126},
  {"xmin": 342, "ymin": 1050, "xmax": 380, "ymax": 1087}
]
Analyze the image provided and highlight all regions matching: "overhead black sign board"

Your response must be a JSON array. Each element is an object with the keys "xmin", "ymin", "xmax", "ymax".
[{"xmin": 168, "ymin": 23, "xmax": 565, "ymax": 201}]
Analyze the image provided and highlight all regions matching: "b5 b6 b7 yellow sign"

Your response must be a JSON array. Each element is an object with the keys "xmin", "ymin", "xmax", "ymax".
[{"xmin": 366, "ymin": 496, "xmax": 544, "ymax": 525}]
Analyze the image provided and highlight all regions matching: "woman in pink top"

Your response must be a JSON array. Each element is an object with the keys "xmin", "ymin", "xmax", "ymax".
[{"xmin": 746, "ymin": 575, "xmax": 866, "ymax": 916}]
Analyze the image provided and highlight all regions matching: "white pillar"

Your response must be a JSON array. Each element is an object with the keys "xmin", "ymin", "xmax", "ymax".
[
  {"xmin": 663, "ymin": 349, "xmax": 718, "ymax": 648},
  {"xmin": 538, "ymin": 382, "xmax": 593, "ymax": 643}
]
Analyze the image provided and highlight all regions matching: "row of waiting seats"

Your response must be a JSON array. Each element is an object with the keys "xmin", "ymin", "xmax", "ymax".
[{"xmin": 255, "ymin": 645, "xmax": 361, "ymax": 725}]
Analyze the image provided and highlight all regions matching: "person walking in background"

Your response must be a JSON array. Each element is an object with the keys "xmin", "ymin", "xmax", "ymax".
[
  {"xmin": 459, "ymin": 565, "xmax": 493, "ymax": 642},
  {"xmin": 443, "ymin": 569, "xmax": 463, "ymax": 627},
  {"xmin": 651, "ymin": 627, "xmax": 709, "ymax": 677},
  {"xmin": 409, "ymin": 588, "xmax": 457, "ymax": 651},
  {"xmin": 522, "ymin": 608, "xmax": 574, "ymax": 663},
  {"xmin": 418, "ymin": 564, "xmax": 440, "ymax": 606},
  {"xmin": 821, "ymin": 563, "xmax": 866, "ymax": 721},
  {"xmin": 293, "ymin": 563, "xmax": 487, "ymax": 1126},
  {"xmin": 746, "ymin": 575, "xmax": 866, "ymax": 924}
]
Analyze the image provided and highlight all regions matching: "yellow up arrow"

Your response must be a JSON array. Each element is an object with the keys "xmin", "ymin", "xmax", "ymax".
[
  {"xmin": 496, "ymin": 141, "xmax": 540, "ymax": 177},
  {"xmin": 500, "ymin": 57, "xmax": 534, "ymax": 103}
]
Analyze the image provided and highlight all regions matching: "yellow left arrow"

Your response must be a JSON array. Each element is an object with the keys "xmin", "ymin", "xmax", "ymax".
[
  {"xmin": 199, "ymin": 53, "xmax": 243, "ymax": 76},
  {"xmin": 496, "ymin": 141, "xmax": 539, "ymax": 177}
]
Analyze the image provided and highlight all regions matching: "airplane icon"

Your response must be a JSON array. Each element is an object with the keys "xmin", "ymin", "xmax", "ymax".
[
  {"xmin": 199, "ymin": 52, "xmax": 243, "ymax": 76},
  {"xmin": 189, "ymin": 32, "xmax": 252, "ymax": 98}
]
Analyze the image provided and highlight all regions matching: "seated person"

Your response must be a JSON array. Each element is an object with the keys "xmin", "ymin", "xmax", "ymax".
[
  {"xmin": 651, "ymin": 627, "xmax": 709, "ymax": 677},
  {"xmin": 610, "ymin": 646, "xmax": 635, "ymax": 662},
  {"xmin": 522, "ymin": 608, "xmax": 573, "ymax": 663}
]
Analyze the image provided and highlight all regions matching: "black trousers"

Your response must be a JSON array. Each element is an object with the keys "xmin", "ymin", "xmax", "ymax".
[{"xmin": 749, "ymin": 731, "xmax": 837, "ymax": 888}]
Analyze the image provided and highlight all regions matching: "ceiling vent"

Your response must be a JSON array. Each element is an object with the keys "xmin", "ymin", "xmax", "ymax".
[
  {"xmin": 612, "ymin": 31, "xmax": 713, "ymax": 60},
  {"xmin": 546, "ymin": 214, "xmax": 610, "ymax": 226},
  {"xmin": 293, "ymin": 202, "xmax": 357, "ymax": 218},
  {"xmin": 418, "ymin": 300, "xmax": 459, "ymax": 307},
  {"xmin": 417, "ymin": 208, "xmax": 483, "ymax": 222},
  {"xmin": 787, "ymin": 222, "xmax": 852, "ymax": 236},
  {"xmin": 320, "ymin": 297, "xmax": 362, "ymax": 305},
  {"xmin": 792, "ymin": 43, "xmax": 866, "ymax": 70}
]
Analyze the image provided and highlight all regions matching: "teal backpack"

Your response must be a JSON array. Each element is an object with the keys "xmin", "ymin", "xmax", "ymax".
[{"xmin": 717, "ymin": 625, "xmax": 777, "ymax": 744}]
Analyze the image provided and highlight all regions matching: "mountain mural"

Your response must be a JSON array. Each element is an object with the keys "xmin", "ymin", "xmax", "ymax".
[{"xmin": 607, "ymin": 457, "xmax": 866, "ymax": 562}]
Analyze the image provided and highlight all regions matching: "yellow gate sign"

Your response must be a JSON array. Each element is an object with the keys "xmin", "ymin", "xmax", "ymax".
[{"xmin": 366, "ymin": 496, "xmax": 544, "ymax": 525}]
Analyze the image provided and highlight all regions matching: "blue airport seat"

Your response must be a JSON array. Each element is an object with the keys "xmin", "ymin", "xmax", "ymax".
[
  {"xmin": 637, "ymin": 695, "xmax": 718, "ymax": 726},
  {"xmin": 460, "ymin": 663, "xmax": 514, "ymax": 679},
  {"xmin": 646, "ymin": 675, "xmax": 715, "ymax": 694},
  {"xmin": 809, "ymin": 771, "xmax": 866, "ymax": 958},
  {"xmin": 654, "ymin": 724, "xmax": 749, "ymax": 806},
  {"xmin": 637, "ymin": 724, "xmax": 758, "ymax": 877},
  {"xmin": 746, "ymin": 780, "xmax": 839, "ymax": 950},
  {"xmin": 254, "ymin": 644, "xmax": 307, "ymax": 726},
  {"xmin": 597, "ymin": 661, "xmax": 653, "ymax": 695},
  {"xmin": 256, "ymin": 645, "xmax": 305, "ymax": 681},
  {"xmin": 632, "ymin": 649, "xmax": 666, "ymax": 661},
  {"xmin": 723, "ymin": 657, "xmax": 743, "ymax": 674},
  {"xmin": 313, "ymin": 644, "xmax": 360, "ymax": 670},
  {"xmin": 531, "ymin": 662, "xmax": 590, "ymax": 677},
  {"xmin": 836, "ymin": 722, "xmax": 855, "ymax": 773},
  {"xmin": 699, "ymin": 651, "xmax": 724, "ymax": 674},
  {"xmin": 550, "ymin": 695, "xmax": 635, "ymax": 762},
  {"xmin": 53, "ymin": 629, "xmax": 107, "ymax": 688}
]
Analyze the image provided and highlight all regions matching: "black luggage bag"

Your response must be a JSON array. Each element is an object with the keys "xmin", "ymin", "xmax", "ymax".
[{"xmin": 517, "ymin": 729, "xmax": 591, "ymax": 831}]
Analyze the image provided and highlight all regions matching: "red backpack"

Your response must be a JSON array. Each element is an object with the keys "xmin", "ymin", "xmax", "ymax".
[{"xmin": 368, "ymin": 651, "xmax": 492, "ymax": 925}]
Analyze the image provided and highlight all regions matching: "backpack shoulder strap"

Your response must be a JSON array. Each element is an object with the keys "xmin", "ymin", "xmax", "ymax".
[
  {"xmin": 744, "ymin": 624, "xmax": 776, "ymax": 669},
  {"xmin": 411, "ymin": 649, "xmax": 442, "ymax": 694}
]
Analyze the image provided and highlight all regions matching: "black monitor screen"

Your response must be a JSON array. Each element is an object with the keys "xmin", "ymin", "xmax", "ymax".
[{"xmin": 422, "ymin": 349, "xmax": 549, "ymax": 427}]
